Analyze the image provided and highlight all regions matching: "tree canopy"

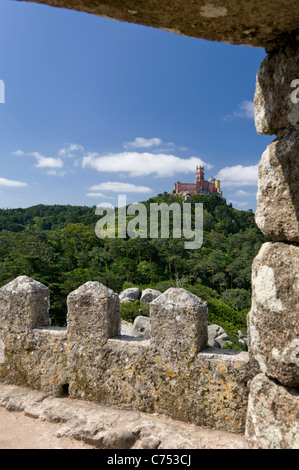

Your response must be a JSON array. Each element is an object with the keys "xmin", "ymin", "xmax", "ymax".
[{"xmin": 0, "ymin": 194, "xmax": 268, "ymax": 348}]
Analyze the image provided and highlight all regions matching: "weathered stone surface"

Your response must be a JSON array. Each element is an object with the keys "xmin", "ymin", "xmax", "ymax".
[
  {"xmin": 0, "ymin": 277, "xmax": 67, "ymax": 393},
  {"xmin": 121, "ymin": 317, "xmax": 151, "ymax": 338},
  {"xmin": 85, "ymin": 428, "xmax": 137, "ymax": 449},
  {"xmin": 0, "ymin": 383, "xmax": 248, "ymax": 449},
  {"xmin": 140, "ymin": 288, "xmax": 161, "ymax": 306},
  {"xmin": 255, "ymin": 127, "xmax": 299, "ymax": 242},
  {"xmin": 150, "ymin": 288, "xmax": 208, "ymax": 359},
  {"xmin": 67, "ymin": 281, "xmax": 120, "ymax": 345},
  {"xmin": 20, "ymin": 1, "xmax": 299, "ymax": 48},
  {"xmin": 120, "ymin": 319, "xmax": 134, "ymax": 336},
  {"xmin": 216, "ymin": 333, "xmax": 233, "ymax": 348},
  {"xmin": 119, "ymin": 287, "xmax": 141, "ymax": 303},
  {"xmin": 208, "ymin": 324, "xmax": 226, "ymax": 339},
  {"xmin": 254, "ymin": 34, "xmax": 299, "ymax": 135},
  {"xmin": 67, "ymin": 281, "xmax": 120, "ymax": 397},
  {"xmin": 0, "ymin": 326, "xmax": 68, "ymax": 395},
  {"xmin": 63, "ymin": 338, "xmax": 252, "ymax": 433},
  {"xmin": 248, "ymin": 242, "xmax": 299, "ymax": 387},
  {"xmin": 0, "ymin": 340, "xmax": 4, "ymax": 365},
  {"xmin": 0, "ymin": 276, "xmax": 50, "ymax": 332},
  {"xmin": 245, "ymin": 373, "xmax": 299, "ymax": 449},
  {"xmin": 207, "ymin": 336, "xmax": 220, "ymax": 348},
  {"xmin": 0, "ymin": 277, "xmax": 252, "ymax": 433},
  {"xmin": 237, "ymin": 331, "xmax": 248, "ymax": 349},
  {"xmin": 208, "ymin": 324, "xmax": 233, "ymax": 349},
  {"xmin": 132, "ymin": 315, "xmax": 151, "ymax": 338}
]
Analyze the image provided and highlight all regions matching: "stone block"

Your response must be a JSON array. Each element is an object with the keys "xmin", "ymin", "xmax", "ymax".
[
  {"xmin": 140, "ymin": 288, "xmax": 161, "ymax": 306},
  {"xmin": 0, "ymin": 276, "xmax": 50, "ymax": 333},
  {"xmin": 150, "ymin": 288, "xmax": 208, "ymax": 359},
  {"xmin": 254, "ymin": 37, "xmax": 299, "ymax": 135},
  {"xmin": 67, "ymin": 281, "xmax": 120, "ymax": 348},
  {"xmin": 248, "ymin": 242, "xmax": 299, "ymax": 387},
  {"xmin": 245, "ymin": 373, "xmax": 299, "ymax": 449},
  {"xmin": 132, "ymin": 315, "xmax": 151, "ymax": 339},
  {"xmin": 207, "ymin": 324, "xmax": 233, "ymax": 349},
  {"xmin": 120, "ymin": 319, "xmax": 134, "ymax": 336},
  {"xmin": 215, "ymin": 333, "xmax": 233, "ymax": 348},
  {"xmin": 255, "ymin": 127, "xmax": 299, "ymax": 242},
  {"xmin": 119, "ymin": 287, "xmax": 141, "ymax": 303},
  {"xmin": 66, "ymin": 282, "xmax": 120, "ymax": 398}
]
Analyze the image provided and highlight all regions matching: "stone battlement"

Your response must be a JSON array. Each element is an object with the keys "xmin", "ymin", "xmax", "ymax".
[{"xmin": 0, "ymin": 276, "xmax": 251, "ymax": 434}]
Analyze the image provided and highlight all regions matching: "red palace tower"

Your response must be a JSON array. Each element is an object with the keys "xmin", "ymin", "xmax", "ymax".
[{"xmin": 174, "ymin": 166, "xmax": 222, "ymax": 197}]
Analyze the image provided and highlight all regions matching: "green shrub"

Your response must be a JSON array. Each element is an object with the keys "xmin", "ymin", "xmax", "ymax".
[
  {"xmin": 184, "ymin": 282, "xmax": 220, "ymax": 302},
  {"xmin": 207, "ymin": 297, "xmax": 247, "ymax": 348},
  {"xmin": 220, "ymin": 288, "xmax": 251, "ymax": 311},
  {"xmin": 153, "ymin": 280, "xmax": 176, "ymax": 292},
  {"xmin": 121, "ymin": 281, "xmax": 140, "ymax": 291},
  {"xmin": 221, "ymin": 342, "xmax": 242, "ymax": 351},
  {"xmin": 119, "ymin": 300, "xmax": 150, "ymax": 323}
]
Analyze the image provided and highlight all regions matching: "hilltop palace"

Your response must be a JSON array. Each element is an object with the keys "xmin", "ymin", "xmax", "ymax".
[{"xmin": 174, "ymin": 166, "xmax": 222, "ymax": 197}]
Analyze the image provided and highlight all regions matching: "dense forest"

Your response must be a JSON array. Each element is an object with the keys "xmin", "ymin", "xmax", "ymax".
[{"xmin": 0, "ymin": 193, "xmax": 267, "ymax": 349}]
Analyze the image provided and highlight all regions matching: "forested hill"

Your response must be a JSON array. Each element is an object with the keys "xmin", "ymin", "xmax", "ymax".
[
  {"xmin": 0, "ymin": 204, "xmax": 97, "ymax": 232},
  {"xmin": 0, "ymin": 193, "xmax": 267, "ymax": 347}
]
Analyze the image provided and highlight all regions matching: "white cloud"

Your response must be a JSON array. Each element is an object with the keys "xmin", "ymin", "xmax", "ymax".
[
  {"xmin": 90, "ymin": 182, "xmax": 153, "ymax": 193},
  {"xmin": 58, "ymin": 143, "xmax": 84, "ymax": 157},
  {"xmin": 216, "ymin": 164, "xmax": 258, "ymax": 187},
  {"xmin": 11, "ymin": 150, "xmax": 25, "ymax": 156},
  {"xmin": 46, "ymin": 170, "xmax": 67, "ymax": 176},
  {"xmin": 0, "ymin": 177, "xmax": 28, "ymax": 187},
  {"xmin": 235, "ymin": 189, "xmax": 255, "ymax": 197},
  {"xmin": 82, "ymin": 152, "xmax": 211, "ymax": 177},
  {"xmin": 32, "ymin": 152, "xmax": 64, "ymax": 169},
  {"xmin": 14, "ymin": 150, "xmax": 64, "ymax": 170},
  {"xmin": 228, "ymin": 199, "xmax": 250, "ymax": 207},
  {"xmin": 234, "ymin": 100, "xmax": 254, "ymax": 119},
  {"xmin": 124, "ymin": 137, "xmax": 163, "ymax": 149},
  {"xmin": 86, "ymin": 192, "xmax": 108, "ymax": 198},
  {"xmin": 223, "ymin": 100, "xmax": 254, "ymax": 120}
]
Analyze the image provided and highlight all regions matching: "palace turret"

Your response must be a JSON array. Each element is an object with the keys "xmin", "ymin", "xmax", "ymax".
[{"xmin": 174, "ymin": 166, "xmax": 222, "ymax": 197}]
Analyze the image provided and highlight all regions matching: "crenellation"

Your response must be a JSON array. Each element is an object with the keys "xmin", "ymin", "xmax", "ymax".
[
  {"xmin": 0, "ymin": 276, "xmax": 51, "ymax": 332},
  {"xmin": 0, "ymin": 276, "xmax": 251, "ymax": 433},
  {"xmin": 5, "ymin": 0, "xmax": 299, "ymax": 448},
  {"xmin": 150, "ymin": 287, "xmax": 208, "ymax": 360},
  {"xmin": 66, "ymin": 281, "xmax": 120, "ymax": 342}
]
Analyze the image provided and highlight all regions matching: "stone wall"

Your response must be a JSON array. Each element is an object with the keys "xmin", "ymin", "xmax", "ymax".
[
  {"xmin": 246, "ymin": 31, "xmax": 299, "ymax": 449},
  {"xmin": 20, "ymin": 1, "xmax": 299, "ymax": 48},
  {"xmin": 0, "ymin": 276, "xmax": 251, "ymax": 434},
  {"xmin": 11, "ymin": 0, "xmax": 299, "ymax": 449}
]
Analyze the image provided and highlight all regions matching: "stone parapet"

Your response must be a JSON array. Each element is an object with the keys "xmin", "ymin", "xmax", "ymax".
[
  {"xmin": 0, "ymin": 276, "xmax": 251, "ymax": 433},
  {"xmin": 245, "ymin": 373, "xmax": 299, "ymax": 449}
]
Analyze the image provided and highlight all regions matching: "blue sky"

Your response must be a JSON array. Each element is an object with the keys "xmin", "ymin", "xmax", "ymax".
[{"xmin": 0, "ymin": 0, "xmax": 273, "ymax": 211}]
